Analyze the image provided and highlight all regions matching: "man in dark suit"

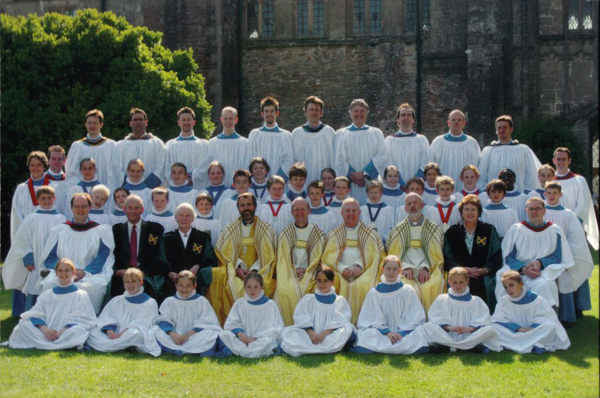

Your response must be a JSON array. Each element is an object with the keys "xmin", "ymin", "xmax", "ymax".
[
  {"xmin": 160, "ymin": 203, "xmax": 217, "ymax": 297},
  {"xmin": 112, "ymin": 195, "xmax": 166, "ymax": 301}
]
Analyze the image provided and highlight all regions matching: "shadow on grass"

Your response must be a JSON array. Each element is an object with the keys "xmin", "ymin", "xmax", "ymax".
[{"xmin": 456, "ymin": 350, "xmax": 517, "ymax": 366}]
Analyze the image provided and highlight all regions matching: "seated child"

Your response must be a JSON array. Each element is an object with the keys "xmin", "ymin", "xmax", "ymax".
[
  {"xmin": 396, "ymin": 177, "xmax": 429, "ymax": 222},
  {"xmin": 423, "ymin": 267, "xmax": 502, "ymax": 353},
  {"xmin": 281, "ymin": 267, "xmax": 355, "ymax": 357},
  {"xmin": 144, "ymin": 187, "xmax": 177, "ymax": 233},
  {"xmin": 425, "ymin": 176, "xmax": 461, "ymax": 232},
  {"xmin": 360, "ymin": 180, "xmax": 394, "ymax": 244},
  {"xmin": 109, "ymin": 187, "xmax": 129, "ymax": 225},
  {"xmin": 86, "ymin": 268, "xmax": 161, "ymax": 356},
  {"xmin": 329, "ymin": 176, "xmax": 352, "ymax": 225},
  {"xmin": 249, "ymin": 157, "xmax": 270, "ymax": 204},
  {"xmin": 9, "ymin": 258, "xmax": 96, "ymax": 350},
  {"xmin": 455, "ymin": 164, "xmax": 481, "ymax": 201},
  {"xmin": 193, "ymin": 193, "xmax": 221, "ymax": 247},
  {"xmin": 88, "ymin": 185, "xmax": 112, "ymax": 225},
  {"xmin": 286, "ymin": 163, "xmax": 308, "ymax": 202},
  {"xmin": 492, "ymin": 270, "xmax": 570, "ymax": 354},
  {"xmin": 64, "ymin": 158, "xmax": 101, "ymax": 218},
  {"xmin": 256, "ymin": 175, "xmax": 292, "ymax": 235},
  {"xmin": 122, "ymin": 159, "xmax": 152, "ymax": 216},
  {"xmin": 167, "ymin": 163, "xmax": 199, "ymax": 211},
  {"xmin": 321, "ymin": 168, "xmax": 337, "ymax": 207},
  {"xmin": 381, "ymin": 165, "xmax": 406, "ymax": 213},
  {"xmin": 219, "ymin": 273, "xmax": 284, "ymax": 358},
  {"xmin": 354, "ymin": 256, "xmax": 428, "ymax": 354},
  {"xmin": 422, "ymin": 162, "xmax": 441, "ymax": 206},
  {"xmin": 480, "ymin": 179, "xmax": 519, "ymax": 239},
  {"xmin": 497, "ymin": 168, "xmax": 527, "ymax": 221},
  {"xmin": 203, "ymin": 161, "xmax": 234, "ymax": 216},
  {"xmin": 219, "ymin": 169, "xmax": 252, "ymax": 230},
  {"xmin": 307, "ymin": 180, "xmax": 338, "ymax": 235},
  {"xmin": 151, "ymin": 271, "xmax": 222, "ymax": 356}
]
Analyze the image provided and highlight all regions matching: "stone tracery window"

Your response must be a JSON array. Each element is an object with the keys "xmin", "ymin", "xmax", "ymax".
[
  {"xmin": 569, "ymin": 0, "xmax": 593, "ymax": 31},
  {"xmin": 353, "ymin": 0, "xmax": 383, "ymax": 34},
  {"xmin": 297, "ymin": 0, "xmax": 325, "ymax": 37}
]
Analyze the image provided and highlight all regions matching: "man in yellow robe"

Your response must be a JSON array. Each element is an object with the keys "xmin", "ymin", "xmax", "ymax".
[
  {"xmin": 209, "ymin": 192, "xmax": 276, "ymax": 325},
  {"xmin": 275, "ymin": 198, "xmax": 326, "ymax": 325},
  {"xmin": 387, "ymin": 193, "xmax": 445, "ymax": 314},
  {"xmin": 321, "ymin": 198, "xmax": 385, "ymax": 324}
]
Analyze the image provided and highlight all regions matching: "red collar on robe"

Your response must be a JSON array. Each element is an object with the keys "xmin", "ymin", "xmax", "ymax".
[
  {"xmin": 65, "ymin": 220, "xmax": 100, "ymax": 231},
  {"xmin": 521, "ymin": 220, "xmax": 553, "ymax": 232}
]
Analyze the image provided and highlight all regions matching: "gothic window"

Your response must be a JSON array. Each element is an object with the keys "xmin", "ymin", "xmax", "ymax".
[
  {"xmin": 262, "ymin": 0, "xmax": 274, "ymax": 38},
  {"xmin": 313, "ymin": 0, "xmax": 325, "ymax": 36},
  {"xmin": 569, "ymin": 0, "xmax": 593, "ymax": 31},
  {"xmin": 422, "ymin": 0, "xmax": 431, "ymax": 31},
  {"xmin": 247, "ymin": 0, "xmax": 275, "ymax": 39},
  {"xmin": 248, "ymin": 0, "xmax": 259, "ymax": 39},
  {"xmin": 298, "ymin": 0, "xmax": 309, "ymax": 37},
  {"xmin": 353, "ymin": 0, "xmax": 366, "ymax": 34},
  {"xmin": 370, "ymin": 0, "xmax": 382, "ymax": 33},
  {"xmin": 297, "ymin": 0, "xmax": 325, "ymax": 37},
  {"xmin": 406, "ymin": 0, "xmax": 431, "ymax": 32},
  {"xmin": 353, "ymin": 0, "xmax": 384, "ymax": 34}
]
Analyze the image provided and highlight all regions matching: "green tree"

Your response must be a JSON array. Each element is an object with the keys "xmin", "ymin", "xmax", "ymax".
[{"xmin": 1, "ymin": 10, "xmax": 214, "ymax": 256}]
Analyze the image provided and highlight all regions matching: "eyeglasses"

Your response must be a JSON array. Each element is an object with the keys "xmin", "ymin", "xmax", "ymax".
[{"xmin": 527, "ymin": 207, "xmax": 544, "ymax": 212}]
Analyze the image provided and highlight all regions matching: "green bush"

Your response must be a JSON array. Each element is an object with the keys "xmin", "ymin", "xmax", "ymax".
[{"xmin": 1, "ymin": 10, "xmax": 214, "ymax": 256}]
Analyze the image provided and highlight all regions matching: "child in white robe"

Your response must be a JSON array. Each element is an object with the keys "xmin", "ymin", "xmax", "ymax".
[
  {"xmin": 218, "ymin": 169, "xmax": 252, "ymax": 230},
  {"xmin": 422, "ymin": 163, "xmax": 441, "ymax": 206},
  {"xmin": 328, "ymin": 176, "xmax": 352, "ymax": 226},
  {"xmin": 359, "ymin": 180, "xmax": 394, "ymax": 245},
  {"xmin": 256, "ymin": 176, "xmax": 292, "ymax": 236},
  {"xmin": 109, "ymin": 187, "xmax": 129, "ymax": 225},
  {"xmin": 423, "ymin": 267, "xmax": 502, "ymax": 353},
  {"xmin": 354, "ymin": 256, "xmax": 429, "ymax": 354},
  {"xmin": 480, "ymin": 179, "xmax": 519, "ymax": 239},
  {"xmin": 424, "ymin": 176, "xmax": 461, "ymax": 232},
  {"xmin": 307, "ymin": 180, "xmax": 338, "ymax": 235},
  {"xmin": 220, "ymin": 273, "xmax": 284, "ymax": 358},
  {"xmin": 64, "ymin": 158, "xmax": 102, "ymax": 219},
  {"xmin": 88, "ymin": 185, "xmax": 112, "ymax": 225},
  {"xmin": 193, "ymin": 193, "xmax": 221, "ymax": 247},
  {"xmin": 86, "ymin": 268, "xmax": 161, "ymax": 356},
  {"xmin": 167, "ymin": 163, "xmax": 199, "ymax": 212},
  {"xmin": 382, "ymin": 166, "xmax": 406, "ymax": 214},
  {"xmin": 321, "ymin": 168, "xmax": 336, "ymax": 207},
  {"xmin": 9, "ymin": 259, "xmax": 96, "ymax": 350},
  {"xmin": 144, "ymin": 188, "xmax": 177, "ymax": 233},
  {"xmin": 151, "ymin": 271, "xmax": 223, "ymax": 356},
  {"xmin": 281, "ymin": 267, "xmax": 356, "ymax": 357},
  {"xmin": 201, "ymin": 161, "xmax": 234, "ymax": 216},
  {"xmin": 498, "ymin": 168, "xmax": 528, "ymax": 221},
  {"xmin": 455, "ymin": 164, "xmax": 482, "ymax": 203},
  {"xmin": 492, "ymin": 270, "xmax": 569, "ymax": 354},
  {"xmin": 249, "ymin": 157, "xmax": 270, "ymax": 205},
  {"xmin": 527, "ymin": 164, "xmax": 556, "ymax": 202},
  {"xmin": 122, "ymin": 159, "xmax": 152, "ymax": 216},
  {"xmin": 286, "ymin": 163, "xmax": 308, "ymax": 202}
]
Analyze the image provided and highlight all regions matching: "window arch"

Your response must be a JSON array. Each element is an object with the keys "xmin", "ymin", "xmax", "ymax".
[
  {"xmin": 247, "ymin": 0, "xmax": 275, "ymax": 39},
  {"xmin": 353, "ymin": 0, "xmax": 383, "ymax": 34}
]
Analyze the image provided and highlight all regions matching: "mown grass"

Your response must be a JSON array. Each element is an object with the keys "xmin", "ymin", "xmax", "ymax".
[{"xmin": 1, "ymin": 260, "xmax": 598, "ymax": 397}]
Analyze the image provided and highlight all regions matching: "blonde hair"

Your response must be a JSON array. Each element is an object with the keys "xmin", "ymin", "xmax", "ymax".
[
  {"xmin": 90, "ymin": 184, "xmax": 110, "ymax": 198},
  {"xmin": 56, "ymin": 258, "xmax": 76, "ymax": 272},
  {"xmin": 500, "ymin": 270, "xmax": 522, "ymax": 284},
  {"xmin": 382, "ymin": 255, "xmax": 402, "ymax": 269},
  {"xmin": 124, "ymin": 268, "xmax": 144, "ymax": 283},
  {"xmin": 448, "ymin": 267, "xmax": 468, "ymax": 281}
]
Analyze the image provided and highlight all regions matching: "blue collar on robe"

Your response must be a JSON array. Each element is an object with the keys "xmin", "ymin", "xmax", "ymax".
[
  {"xmin": 126, "ymin": 293, "xmax": 152, "ymax": 304},
  {"xmin": 176, "ymin": 134, "xmax": 198, "ymax": 141},
  {"xmin": 90, "ymin": 209, "xmax": 105, "ymax": 215},
  {"xmin": 384, "ymin": 188, "xmax": 404, "ymax": 197},
  {"xmin": 47, "ymin": 170, "xmax": 66, "ymax": 181},
  {"xmin": 30, "ymin": 175, "xmax": 48, "ymax": 186},
  {"xmin": 315, "ymin": 293, "xmax": 336, "ymax": 304},
  {"xmin": 36, "ymin": 209, "xmax": 59, "ymax": 215},
  {"xmin": 302, "ymin": 123, "xmax": 325, "ymax": 133},
  {"xmin": 251, "ymin": 182, "xmax": 267, "ymax": 198},
  {"xmin": 196, "ymin": 214, "xmax": 214, "ymax": 220},
  {"xmin": 443, "ymin": 132, "xmax": 467, "ymax": 142},
  {"xmin": 505, "ymin": 190, "xmax": 522, "ymax": 197},
  {"xmin": 86, "ymin": 133, "xmax": 103, "ymax": 142},
  {"xmin": 485, "ymin": 202, "xmax": 508, "ymax": 210},
  {"xmin": 175, "ymin": 293, "xmax": 200, "ymax": 301},
  {"xmin": 153, "ymin": 210, "xmax": 174, "ymax": 217},
  {"xmin": 449, "ymin": 292, "xmax": 472, "ymax": 301},
  {"xmin": 113, "ymin": 209, "xmax": 126, "ymax": 216},
  {"xmin": 123, "ymin": 181, "xmax": 148, "ymax": 191},
  {"xmin": 248, "ymin": 295, "xmax": 270, "ymax": 305},
  {"xmin": 424, "ymin": 186, "xmax": 437, "ymax": 195},
  {"xmin": 53, "ymin": 284, "xmax": 78, "ymax": 294},
  {"xmin": 217, "ymin": 132, "xmax": 240, "ymax": 139},
  {"xmin": 310, "ymin": 206, "xmax": 328, "ymax": 215},
  {"xmin": 513, "ymin": 291, "xmax": 538, "ymax": 305},
  {"xmin": 545, "ymin": 204, "xmax": 565, "ymax": 211},
  {"xmin": 376, "ymin": 280, "xmax": 404, "ymax": 293},
  {"xmin": 348, "ymin": 124, "xmax": 370, "ymax": 131},
  {"xmin": 329, "ymin": 200, "xmax": 343, "ymax": 208},
  {"xmin": 260, "ymin": 124, "xmax": 282, "ymax": 132},
  {"xmin": 169, "ymin": 184, "xmax": 193, "ymax": 193},
  {"xmin": 393, "ymin": 130, "xmax": 417, "ymax": 138},
  {"xmin": 535, "ymin": 188, "xmax": 546, "ymax": 197}
]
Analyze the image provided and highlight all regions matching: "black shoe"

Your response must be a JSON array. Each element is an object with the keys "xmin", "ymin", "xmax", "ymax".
[{"xmin": 576, "ymin": 310, "xmax": 584, "ymax": 319}]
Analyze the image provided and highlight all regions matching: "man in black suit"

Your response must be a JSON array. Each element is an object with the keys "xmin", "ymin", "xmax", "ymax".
[
  {"xmin": 160, "ymin": 203, "xmax": 217, "ymax": 297},
  {"xmin": 112, "ymin": 195, "xmax": 166, "ymax": 301}
]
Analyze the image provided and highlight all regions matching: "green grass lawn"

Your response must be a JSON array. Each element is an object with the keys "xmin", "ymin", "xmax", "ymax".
[{"xmin": 1, "ymin": 262, "xmax": 598, "ymax": 397}]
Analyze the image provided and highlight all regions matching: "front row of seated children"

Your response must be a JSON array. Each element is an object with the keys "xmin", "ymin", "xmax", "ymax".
[{"xmin": 9, "ymin": 257, "xmax": 570, "ymax": 357}]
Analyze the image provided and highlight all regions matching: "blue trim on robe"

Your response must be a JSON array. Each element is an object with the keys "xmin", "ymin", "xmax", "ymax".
[
  {"xmin": 29, "ymin": 176, "xmax": 47, "ymax": 186},
  {"xmin": 424, "ymin": 186, "xmax": 437, "ymax": 195},
  {"xmin": 348, "ymin": 124, "xmax": 370, "ymax": 131},
  {"xmin": 247, "ymin": 295, "xmax": 269, "ymax": 305},
  {"xmin": 496, "ymin": 322, "xmax": 521, "ymax": 332},
  {"xmin": 399, "ymin": 330, "xmax": 413, "ymax": 337},
  {"xmin": 576, "ymin": 280, "xmax": 592, "ymax": 311},
  {"xmin": 315, "ymin": 294, "xmax": 336, "ymax": 304},
  {"xmin": 77, "ymin": 180, "xmax": 100, "ymax": 194},
  {"xmin": 125, "ymin": 293, "xmax": 152, "ymax": 304},
  {"xmin": 546, "ymin": 204, "xmax": 566, "ymax": 211},
  {"xmin": 505, "ymin": 244, "xmax": 525, "ymax": 271},
  {"xmin": 23, "ymin": 252, "xmax": 34, "ymax": 266},
  {"xmin": 443, "ymin": 132, "xmax": 467, "ymax": 142},
  {"xmin": 206, "ymin": 185, "xmax": 227, "ymax": 205},
  {"xmin": 44, "ymin": 242, "xmax": 60, "ymax": 271},
  {"xmin": 276, "ymin": 166, "xmax": 288, "ymax": 181},
  {"xmin": 47, "ymin": 171, "xmax": 66, "ymax": 181},
  {"xmin": 158, "ymin": 321, "xmax": 175, "ymax": 333},
  {"xmin": 36, "ymin": 209, "xmax": 60, "ymax": 215},
  {"xmin": 217, "ymin": 132, "xmax": 241, "ymax": 139},
  {"xmin": 144, "ymin": 173, "xmax": 161, "ymax": 189},
  {"xmin": 415, "ymin": 169, "xmax": 425, "ymax": 179},
  {"xmin": 514, "ymin": 291, "xmax": 538, "ymax": 305},
  {"xmin": 196, "ymin": 214, "xmax": 214, "ymax": 220},
  {"xmin": 53, "ymin": 284, "xmax": 78, "ymax": 294},
  {"xmin": 232, "ymin": 328, "xmax": 244, "ymax": 334},
  {"xmin": 260, "ymin": 125, "xmax": 282, "ymax": 132},
  {"xmin": 251, "ymin": 182, "xmax": 268, "ymax": 199},
  {"xmin": 113, "ymin": 209, "xmax": 126, "ymax": 217},
  {"xmin": 153, "ymin": 210, "xmax": 174, "ymax": 218},
  {"xmin": 31, "ymin": 317, "xmax": 46, "ymax": 327},
  {"xmin": 302, "ymin": 123, "xmax": 325, "ymax": 133},
  {"xmin": 448, "ymin": 292, "xmax": 472, "ymax": 302},
  {"xmin": 169, "ymin": 184, "xmax": 193, "ymax": 193},
  {"xmin": 558, "ymin": 292, "xmax": 576, "ymax": 323},
  {"xmin": 310, "ymin": 206, "xmax": 329, "ymax": 215},
  {"xmin": 286, "ymin": 190, "xmax": 307, "ymax": 202},
  {"xmin": 535, "ymin": 188, "xmax": 545, "ymax": 198},
  {"xmin": 193, "ymin": 327, "xmax": 203, "ymax": 332},
  {"xmin": 537, "ymin": 235, "xmax": 562, "ymax": 269},
  {"xmin": 175, "ymin": 293, "xmax": 200, "ymax": 301},
  {"xmin": 485, "ymin": 202, "xmax": 508, "ymax": 210},
  {"xmin": 329, "ymin": 201, "xmax": 343, "ymax": 208},
  {"xmin": 393, "ymin": 131, "xmax": 417, "ymax": 138},
  {"xmin": 505, "ymin": 190, "xmax": 523, "ymax": 197},
  {"xmin": 378, "ymin": 328, "xmax": 391, "ymax": 335},
  {"xmin": 176, "ymin": 135, "xmax": 198, "ymax": 141},
  {"xmin": 362, "ymin": 160, "xmax": 378, "ymax": 180},
  {"xmin": 375, "ymin": 281, "xmax": 404, "ymax": 293},
  {"xmin": 89, "ymin": 209, "xmax": 105, "ymax": 215},
  {"xmin": 123, "ymin": 181, "xmax": 149, "ymax": 191},
  {"xmin": 101, "ymin": 324, "xmax": 118, "ymax": 333},
  {"xmin": 383, "ymin": 187, "xmax": 404, "ymax": 197},
  {"xmin": 84, "ymin": 240, "xmax": 111, "ymax": 274}
]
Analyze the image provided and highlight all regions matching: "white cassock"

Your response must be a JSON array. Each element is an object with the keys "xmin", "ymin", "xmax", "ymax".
[
  {"xmin": 122, "ymin": 179, "xmax": 152, "ymax": 216},
  {"xmin": 193, "ymin": 213, "xmax": 221, "ymax": 247},
  {"xmin": 88, "ymin": 209, "xmax": 112, "ymax": 225},
  {"xmin": 218, "ymin": 194, "xmax": 243, "ymax": 231},
  {"xmin": 86, "ymin": 289, "xmax": 161, "ymax": 356},
  {"xmin": 526, "ymin": 189, "xmax": 567, "ymax": 210},
  {"xmin": 480, "ymin": 202, "xmax": 519, "ymax": 238},
  {"xmin": 503, "ymin": 189, "xmax": 528, "ymax": 221},
  {"xmin": 250, "ymin": 181, "xmax": 268, "ymax": 205},
  {"xmin": 384, "ymin": 131, "xmax": 431, "ymax": 180},
  {"xmin": 219, "ymin": 293, "xmax": 284, "ymax": 358},
  {"xmin": 336, "ymin": 124, "xmax": 388, "ymax": 205},
  {"xmin": 151, "ymin": 293, "xmax": 222, "ymax": 355},
  {"xmin": 62, "ymin": 178, "xmax": 102, "ymax": 219},
  {"xmin": 10, "ymin": 176, "xmax": 53, "ymax": 241},
  {"xmin": 355, "ymin": 280, "xmax": 429, "ymax": 354},
  {"xmin": 382, "ymin": 184, "xmax": 406, "ymax": 214},
  {"xmin": 430, "ymin": 132, "xmax": 481, "ymax": 191},
  {"xmin": 65, "ymin": 136, "xmax": 118, "ymax": 191},
  {"xmin": 544, "ymin": 205, "xmax": 594, "ymax": 293},
  {"xmin": 328, "ymin": 198, "xmax": 346, "ymax": 226},
  {"xmin": 256, "ymin": 200, "xmax": 293, "ymax": 236},
  {"xmin": 9, "ymin": 284, "xmax": 96, "ymax": 350},
  {"xmin": 478, "ymin": 141, "xmax": 541, "ymax": 192},
  {"xmin": 496, "ymin": 221, "xmax": 575, "ymax": 306},
  {"xmin": 2, "ymin": 209, "xmax": 66, "ymax": 295},
  {"xmin": 308, "ymin": 205, "xmax": 339, "ymax": 235},
  {"xmin": 144, "ymin": 209, "xmax": 178, "ymax": 234},
  {"xmin": 281, "ymin": 288, "xmax": 355, "ymax": 357},
  {"xmin": 422, "ymin": 288, "xmax": 502, "ymax": 351},
  {"xmin": 202, "ymin": 185, "xmax": 235, "ymax": 218},
  {"xmin": 110, "ymin": 208, "xmax": 127, "ymax": 226},
  {"xmin": 491, "ymin": 291, "xmax": 570, "ymax": 353},
  {"xmin": 39, "ymin": 222, "xmax": 115, "ymax": 314},
  {"xmin": 291, "ymin": 123, "xmax": 337, "ymax": 184},
  {"xmin": 165, "ymin": 134, "xmax": 210, "ymax": 190},
  {"xmin": 360, "ymin": 201, "xmax": 395, "ymax": 244},
  {"xmin": 422, "ymin": 186, "xmax": 438, "ymax": 207},
  {"xmin": 113, "ymin": 134, "xmax": 167, "ymax": 189},
  {"xmin": 201, "ymin": 132, "xmax": 250, "ymax": 185},
  {"xmin": 167, "ymin": 184, "xmax": 199, "ymax": 212},
  {"xmin": 555, "ymin": 170, "xmax": 599, "ymax": 250},
  {"xmin": 248, "ymin": 124, "xmax": 294, "ymax": 179},
  {"xmin": 425, "ymin": 198, "xmax": 461, "ymax": 232}
]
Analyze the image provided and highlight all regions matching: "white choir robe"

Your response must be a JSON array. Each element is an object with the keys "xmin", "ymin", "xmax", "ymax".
[
  {"xmin": 360, "ymin": 202, "xmax": 394, "ymax": 244},
  {"xmin": 382, "ymin": 184, "xmax": 406, "ymax": 214},
  {"xmin": 201, "ymin": 132, "xmax": 250, "ymax": 184},
  {"xmin": 422, "ymin": 186, "xmax": 438, "ymax": 207},
  {"xmin": 555, "ymin": 170, "xmax": 599, "ymax": 250},
  {"xmin": 454, "ymin": 187, "xmax": 482, "ymax": 205},
  {"xmin": 63, "ymin": 178, "xmax": 102, "ymax": 219},
  {"xmin": 218, "ymin": 194, "xmax": 244, "ymax": 231},
  {"xmin": 336, "ymin": 124, "xmax": 388, "ymax": 205},
  {"xmin": 477, "ymin": 192, "xmax": 489, "ymax": 207},
  {"xmin": 250, "ymin": 181, "xmax": 269, "ymax": 205},
  {"xmin": 9, "ymin": 284, "xmax": 96, "ymax": 350},
  {"xmin": 219, "ymin": 294, "xmax": 284, "ymax": 358},
  {"xmin": 110, "ymin": 208, "xmax": 127, "ymax": 226},
  {"xmin": 544, "ymin": 205, "xmax": 594, "ymax": 293},
  {"xmin": 86, "ymin": 290, "xmax": 161, "ymax": 356},
  {"xmin": 355, "ymin": 280, "xmax": 429, "ymax": 354},
  {"xmin": 202, "ymin": 185, "xmax": 234, "ymax": 218},
  {"xmin": 151, "ymin": 294, "xmax": 222, "ymax": 355},
  {"xmin": 308, "ymin": 205, "xmax": 339, "ymax": 235},
  {"xmin": 396, "ymin": 204, "xmax": 431, "ymax": 225},
  {"xmin": 491, "ymin": 291, "xmax": 570, "ymax": 353},
  {"xmin": 503, "ymin": 189, "xmax": 528, "ymax": 221},
  {"xmin": 425, "ymin": 198, "xmax": 461, "ymax": 232},
  {"xmin": 65, "ymin": 136, "xmax": 118, "ymax": 191},
  {"xmin": 496, "ymin": 221, "xmax": 575, "ymax": 306},
  {"xmin": 526, "ymin": 189, "xmax": 567, "ymax": 211},
  {"xmin": 291, "ymin": 123, "xmax": 337, "ymax": 184},
  {"xmin": 10, "ymin": 176, "xmax": 52, "ymax": 241},
  {"xmin": 281, "ymin": 288, "xmax": 355, "ymax": 357},
  {"xmin": 39, "ymin": 223, "xmax": 116, "ymax": 314},
  {"xmin": 384, "ymin": 131, "xmax": 431, "ymax": 180},
  {"xmin": 145, "ymin": 209, "xmax": 178, "ymax": 234},
  {"xmin": 89, "ymin": 209, "xmax": 112, "ymax": 225},
  {"xmin": 122, "ymin": 179, "xmax": 152, "ymax": 216},
  {"xmin": 328, "ymin": 198, "xmax": 346, "ymax": 226},
  {"xmin": 248, "ymin": 124, "xmax": 294, "ymax": 179},
  {"xmin": 480, "ymin": 202, "xmax": 519, "ymax": 238},
  {"xmin": 422, "ymin": 289, "xmax": 502, "ymax": 351},
  {"xmin": 256, "ymin": 200, "xmax": 293, "ymax": 236},
  {"xmin": 113, "ymin": 134, "xmax": 167, "ymax": 189},
  {"xmin": 2, "ymin": 209, "xmax": 66, "ymax": 295},
  {"xmin": 193, "ymin": 213, "xmax": 221, "ymax": 247},
  {"xmin": 167, "ymin": 184, "xmax": 199, "ymax": 212},
  {"xmin": 165, "ymin": 134, "xmax": 210, "ymax": 190},
  {"xmin": 430, "ymin": 132, "xmax": 481, "ymax": 191},
  {"xmin": 478, "ymin": 141, "xmax": 541, "ymax": 193}
]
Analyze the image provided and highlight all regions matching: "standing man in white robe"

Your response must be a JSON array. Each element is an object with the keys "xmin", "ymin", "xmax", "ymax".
[
  {"xmin": 478, "ymin": 115, "xmax": 541, "ymax": 193},
  {"xmin": 113, "ymin": 108, "xmax": 166, "ymax": 189},
  {"xmin": 335, "ymin": 99, "xmax": 388, "ymax": 205},
  {"xmin": 430, "ymin": 110, "xmax": 481, "ymax": 191}
]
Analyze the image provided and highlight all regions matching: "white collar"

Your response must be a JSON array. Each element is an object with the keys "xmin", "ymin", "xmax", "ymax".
[
  {"xmin": 448, "ymin": 286, "xmax": 470, "ymax": 297},
  {"xmin": 509, "ymin": 288, "xmax": 527, "ymax": 302},
  {"xmin": 245, "ymin": 290, "xmax": 265, "ymax": 302},
  {"xmin": 383, "ymin": 183, "xmax": 401, "ymax": 191},
  {"xmin": 124, "ymin": 286, "xmax": 144, "ymax": 298},
  {"xmin": 314, "ymin": 286, "xmax": 336, "ymax": 296},
  {"xmin": 380, "ymin": 275, "xmax": 402, "ymax": 284}
]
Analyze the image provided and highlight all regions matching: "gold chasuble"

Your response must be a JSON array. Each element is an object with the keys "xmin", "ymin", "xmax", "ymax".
[
  {"xmin": 321, "ymin": 221, "xmax": 385, "ymax": 324},
  {"xmin": 274, "ymin": 223, "xmax": 326, "ymax": 325},
  {"xmin": 386, "ymin": 218, "xmax": 445, "ymax": 314},
  {"xmin": 210, "ymin": 217, "xmax": 276, "ymax": 325}
]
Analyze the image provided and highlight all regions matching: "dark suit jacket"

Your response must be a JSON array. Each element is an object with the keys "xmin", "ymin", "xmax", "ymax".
[
  {"xmin": 159, "ymin": 228, "xmax": 217, "ymax": 275},
  {"xmin": 113, "ymin": 220, "xmax": 165, "ymax": 276}
]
